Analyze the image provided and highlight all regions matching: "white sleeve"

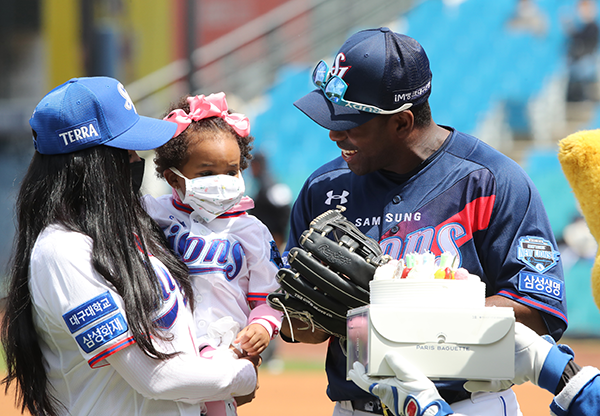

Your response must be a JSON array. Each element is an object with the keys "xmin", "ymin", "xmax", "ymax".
[
  {"xmin": 29, "ymin": 226, "xmax": 136, "ymax": 367},
  {"xmin": 107, "ymin": 332, "xmax": 257, "ymax": 403},
  {"xmin": 244, "ymin": 217, "xmax": 283, "ymax": 301}
]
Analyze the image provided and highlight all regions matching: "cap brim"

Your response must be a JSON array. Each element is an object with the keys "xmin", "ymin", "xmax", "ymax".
[
  {"xmin": 105, "ymin": 116, "xmax": 178, "ymax": 151},
  {"xmin": 294, "ymin": 89, "xmax": 377, "ymax": 131}
]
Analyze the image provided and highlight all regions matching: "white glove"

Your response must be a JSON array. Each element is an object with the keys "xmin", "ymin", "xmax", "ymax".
[
  {"xmin": 464, "ymin": 322, "xmax": 553, "ymax": 392},
  {"xmin": 348, "ymin": 351, "xmax": 453, "ymax": 416}
]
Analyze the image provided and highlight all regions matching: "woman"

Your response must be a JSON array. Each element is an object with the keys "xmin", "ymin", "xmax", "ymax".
[{"xmin": 1, "ymin": 77, "xmax": 258, "ymax": 416}]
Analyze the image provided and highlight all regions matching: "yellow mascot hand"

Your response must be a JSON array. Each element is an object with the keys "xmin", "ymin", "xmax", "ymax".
[{"xmin": 558, "ymin": 130, "xmax": 600, "ymax": 310}]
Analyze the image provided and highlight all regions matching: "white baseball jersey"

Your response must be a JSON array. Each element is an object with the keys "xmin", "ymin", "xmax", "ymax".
[
  {"xmin": 28, "ymin": 224, "xmax": 250, "ymax": 415},
  {"xmin": 143, "ymin": 194, "xmax": 283, "ymax": 348}
]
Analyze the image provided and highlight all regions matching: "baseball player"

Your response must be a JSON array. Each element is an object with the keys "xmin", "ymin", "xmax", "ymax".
[
  {"xmin": 143, "ymin": 92, "xmax": 283, "ymax": 416},
  {"xmin": 1, "ymin": 77, "xmax": 258, "ymax": 416},
  {"xmin": 281, "ymin": 28, "xmax": 568, "ymax": 416}
]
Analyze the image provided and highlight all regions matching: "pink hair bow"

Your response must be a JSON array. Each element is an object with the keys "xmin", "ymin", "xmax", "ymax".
[{"xmin": 163, "ymin": 92, "xmax": 251, "ymax": 137}]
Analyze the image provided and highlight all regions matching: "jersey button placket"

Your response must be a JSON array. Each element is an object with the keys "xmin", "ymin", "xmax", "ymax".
[{"xmin": 390, "ymin": 195, "xmax": 402, "ymax": 234}]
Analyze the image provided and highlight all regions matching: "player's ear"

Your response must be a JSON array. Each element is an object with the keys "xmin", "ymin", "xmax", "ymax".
[
  {"xmin": 163, "ymin": 168, "xmax": 181, "ymax": 190},
  {"xmin": 390, "ymin": 110, "xmax": 414, "ymax": 137}
]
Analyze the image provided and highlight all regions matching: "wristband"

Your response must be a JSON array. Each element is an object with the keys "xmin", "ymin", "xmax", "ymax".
[{"xmin": 538, "ymin": 344, "xmax": 575, "ymax": 394}]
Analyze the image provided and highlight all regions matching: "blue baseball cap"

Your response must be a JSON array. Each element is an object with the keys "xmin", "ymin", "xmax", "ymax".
[
  {"xmin": 294, "ymin": 27, "xmax": 432, "ymax": 131},
  {"xmin": 30, "ymin": 76, "xmax": 178, "ymax": 155}
]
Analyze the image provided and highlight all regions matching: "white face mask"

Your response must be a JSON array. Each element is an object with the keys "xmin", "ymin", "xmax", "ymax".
[{"xmin": 170, "ymin": 167, "xmax": 245, "ymax": 223}]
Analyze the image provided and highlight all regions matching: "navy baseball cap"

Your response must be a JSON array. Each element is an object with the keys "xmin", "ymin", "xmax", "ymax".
[
  {"xmin": 294, "ymin": 27, "xmax": 432, "ymax": 131},
  {"xmin": 30, "ymin": 76, "xmax": 178, "ymax": 155}
]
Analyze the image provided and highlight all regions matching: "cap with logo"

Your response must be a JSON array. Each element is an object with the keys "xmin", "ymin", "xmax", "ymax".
[
  {"xmin": 294, "ymin": 27, "xmax": 432, "ymax": 131},
  {"xmin": 30, "ymin": 76, "xmax": 178, "ymax": 155}
]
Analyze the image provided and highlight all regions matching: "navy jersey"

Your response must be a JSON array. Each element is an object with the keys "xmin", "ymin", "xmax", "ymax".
[{"xmin": 285, "ymin": 127, "xmax": 568, "ymax": 403}]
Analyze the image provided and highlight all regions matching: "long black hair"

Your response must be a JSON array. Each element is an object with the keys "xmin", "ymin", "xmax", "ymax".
[{"xmin": 1, "ymin": 145, "xmax": 193, "ymax": 416}]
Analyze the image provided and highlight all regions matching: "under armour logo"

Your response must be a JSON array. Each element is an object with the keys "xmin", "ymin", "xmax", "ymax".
[
  {"xmin": 325, "ymin": 190, "xmax": 349, "ymax": 205},
  {"xmin": 331, "ymin": 53, "xmax": 350, "ymax": 78}
]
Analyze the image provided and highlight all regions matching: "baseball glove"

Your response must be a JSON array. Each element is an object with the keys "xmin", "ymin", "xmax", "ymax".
[{"xmin": 267, "ymin": 207, "xmax": 390, "ymax": 340}]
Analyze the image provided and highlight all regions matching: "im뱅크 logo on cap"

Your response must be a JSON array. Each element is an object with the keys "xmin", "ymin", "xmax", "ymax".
[{"xmin": 394, "ymin": 81, "xmax": 431, "ymax": 103}]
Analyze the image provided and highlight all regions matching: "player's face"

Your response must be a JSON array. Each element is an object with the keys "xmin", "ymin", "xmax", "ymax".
[
  {"xmin": 178, "ymin": 132, "xmax": 241, "ymax": 183},
  {"xmin": 329, "ymin": 116, "xmax": 400, "ymax": 175}
]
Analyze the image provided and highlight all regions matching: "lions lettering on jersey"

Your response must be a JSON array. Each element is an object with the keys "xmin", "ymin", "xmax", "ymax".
[
  {"xmin": 167, "ymin": 224, "xmax": 245, "ymax": 281},
  {"xmin": 379, "ymin": 192, "xmax": 495, "ymax": 266}
]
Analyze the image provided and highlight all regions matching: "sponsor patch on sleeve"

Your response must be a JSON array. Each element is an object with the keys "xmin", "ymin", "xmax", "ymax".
[
  {"xmin": 518, "ymin": 271, "xmax": 564, "ymax": 301},
  {"xmin": 517, "ymin": 236, "xmax": 559, "ymax": 273},
  {"xmin": 62, "ymin": 291, "xmax": 118, "ymax": 334},
  {"xmin": 75, "ymin": 313, "xmax": 128, "ymax": 353}
]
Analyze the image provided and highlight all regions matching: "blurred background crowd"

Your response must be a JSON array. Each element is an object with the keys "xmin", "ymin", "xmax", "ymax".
[{"xmin": 1, "ymin": 0, "xmax": 600, "ymax": 337}]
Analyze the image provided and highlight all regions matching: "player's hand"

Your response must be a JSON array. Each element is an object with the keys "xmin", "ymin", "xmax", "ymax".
[
  {"xmin": 241, "ymin": 352, "xmax": 262, "ymax": 368},
  {"xmin": 236, "ymin": 352, "xmax": 261, "ymax": 406},
  {"xmin": 280, "ymin": 317, "xmax": 331, "ymax": 344},
  {"xmin": 234, "ymin": 377, "xmax": 258, "ymax": 407},
  {"xmin": 235, "ymin": 324, "xmax": 269, "ymax": 356},
  {"xmin": 464, "ymin": 322, "xmax": 554, "ymax": 392},
  {"xmin": 234, "ymin": 387, "xmax": 257, "ymax": 407},
  {"xmin": 235, "ymin": 391, "xmax": 255, "ymax": 406},
  {"xmin": 348, "ymin": 351, "xmax": 453, "ymax": 416}
]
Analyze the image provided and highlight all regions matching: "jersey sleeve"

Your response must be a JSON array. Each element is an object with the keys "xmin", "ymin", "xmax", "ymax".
[
  {"xmin": 243, "ymin": 217, "xmax": 284, "ymax": 302},
  {"xmin": 29, "ymin": 227, "xmax": 136, "ymax": 368},
  {"xmin": 480, "ymin": 165, "xmax": 568, "ymax": 340}
]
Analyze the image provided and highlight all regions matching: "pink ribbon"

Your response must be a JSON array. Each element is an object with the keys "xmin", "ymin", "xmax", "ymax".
[{"xmin": 163, "ymin": 92, "xmax": 250, "ymax": 137}]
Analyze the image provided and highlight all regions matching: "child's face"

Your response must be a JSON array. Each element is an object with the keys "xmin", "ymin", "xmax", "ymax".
[{"xmin": 179, "ymin": 132, "xmax": 241, "ymax": 180}]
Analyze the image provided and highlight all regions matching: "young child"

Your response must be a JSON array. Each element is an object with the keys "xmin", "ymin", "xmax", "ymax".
[{"xmin": 143, "ymin": 92, "xmax": 283, "ymax": 416}]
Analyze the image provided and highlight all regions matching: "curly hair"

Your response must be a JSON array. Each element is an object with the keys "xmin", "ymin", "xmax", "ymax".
[{"xmin": 154, "ymin": 95, "xmax": 254, "ymax": 178}]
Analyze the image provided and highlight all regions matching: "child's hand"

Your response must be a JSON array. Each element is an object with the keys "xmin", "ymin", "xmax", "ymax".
[{"xmin": 235, "ymin": 323, "xmax": 269, "ymax": 356}]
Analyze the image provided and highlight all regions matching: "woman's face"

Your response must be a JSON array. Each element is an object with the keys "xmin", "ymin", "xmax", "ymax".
[{"xmin": 128, "ymin": 150, "xmax": 142, "ymax": 163}]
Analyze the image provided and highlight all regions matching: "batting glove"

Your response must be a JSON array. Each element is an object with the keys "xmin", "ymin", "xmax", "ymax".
[
  {"xmin": 464, "ymin": 322, "xmax": 573, "ymax": 393},
  {"xmin": 348, "ymin": 351, "xmax": 453, "ymax": 416}
]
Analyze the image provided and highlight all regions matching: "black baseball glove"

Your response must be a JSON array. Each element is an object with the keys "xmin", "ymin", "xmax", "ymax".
[{"xmin": 267, "ymin": 207, "xmax": 390, "ymax": 339}]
